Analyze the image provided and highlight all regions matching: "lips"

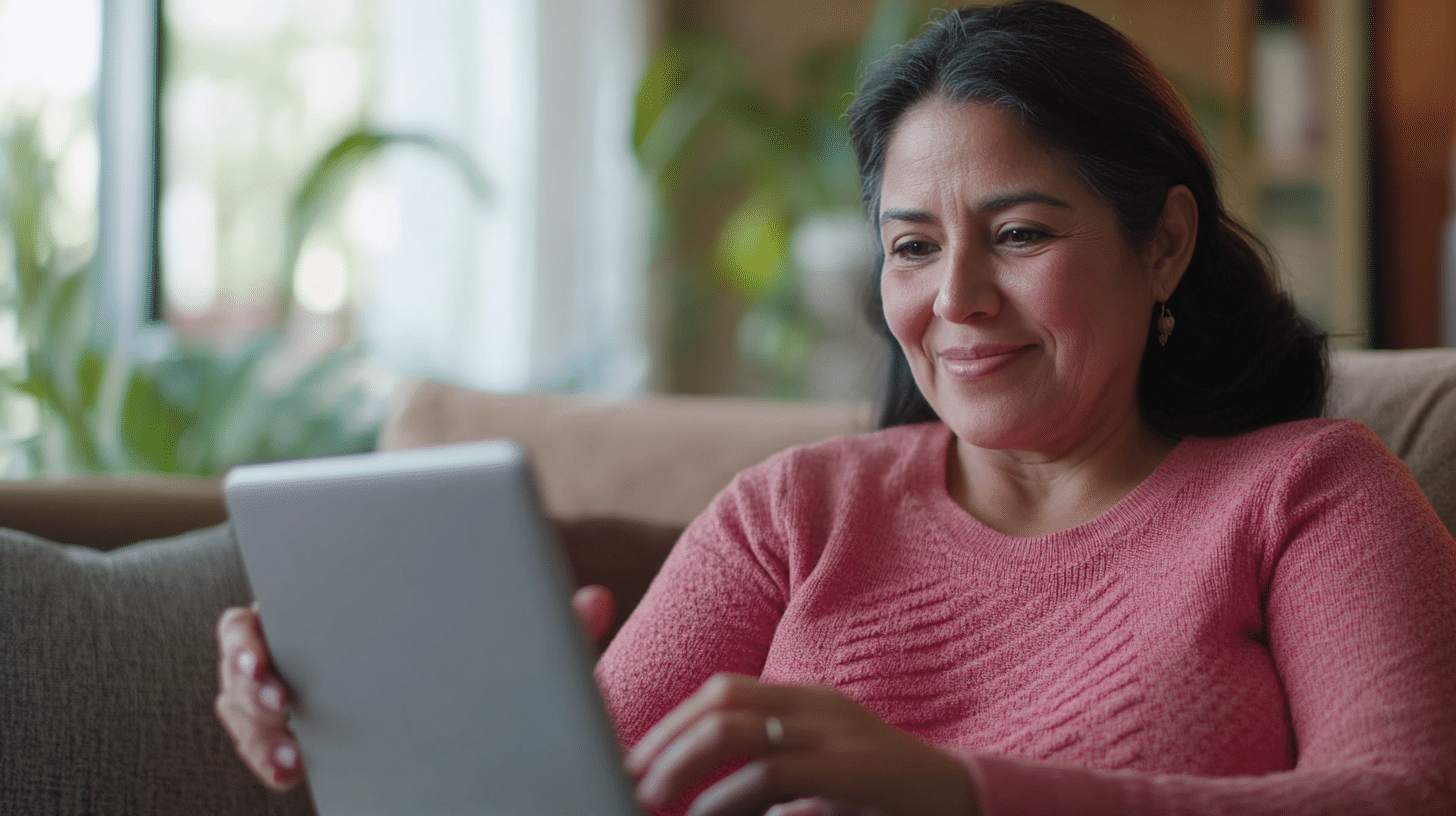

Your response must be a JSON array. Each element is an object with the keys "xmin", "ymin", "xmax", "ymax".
[{"xmin": 936, "ymin": 344, "xmax": 1035, "ymax": 380}]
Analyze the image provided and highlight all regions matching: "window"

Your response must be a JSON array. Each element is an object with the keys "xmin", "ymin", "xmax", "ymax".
[
  {"xmin": 0, "ymin": 0, "xmax": 649, "ymax": 476},
  {"xmin": 0, "ymin": 0, "xmax": 104, "ymax": 475},
  {"xmin": 158, "ymin": 0, "xmax": 650, "ymax": 392}
]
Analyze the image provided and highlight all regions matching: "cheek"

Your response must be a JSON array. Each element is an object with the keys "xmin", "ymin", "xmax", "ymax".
[
  {"xmin": 879, "ymin": 270, "xmax": 933, "ymax": 357},
  {"xmin": 1014, "ymin": 258, "xmax": 1151, "ymax": 361}
]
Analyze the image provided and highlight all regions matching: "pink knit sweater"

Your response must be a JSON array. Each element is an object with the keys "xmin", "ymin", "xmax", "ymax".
[{"xmin": 597, "ymin": 418, "xmax": 1456, "ymax": 815}]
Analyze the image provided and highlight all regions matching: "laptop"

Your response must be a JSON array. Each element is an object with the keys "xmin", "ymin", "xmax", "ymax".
[{"xmin": 224, "ymin": 440, "xmax": 642, "ymax": 816}]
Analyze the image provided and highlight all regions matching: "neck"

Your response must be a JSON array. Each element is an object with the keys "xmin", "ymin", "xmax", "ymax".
[{"xmin": 947, "ymin": 414, "xmax": 1177, "ymax": 538}]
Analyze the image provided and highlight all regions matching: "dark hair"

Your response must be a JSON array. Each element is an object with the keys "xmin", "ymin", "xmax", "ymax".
[{"xmin": 847, "ymin": 0, "xmax": 1328, "ymax": 437}]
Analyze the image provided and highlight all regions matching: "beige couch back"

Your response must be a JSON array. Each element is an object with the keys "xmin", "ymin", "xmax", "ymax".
[
  {"xmin": 383, "ymin": 349, "xmax": 1456, "ymax": 534},
  {"xmin": 381, "ymin": 390, "xmax": 871, "ymax": 527}
]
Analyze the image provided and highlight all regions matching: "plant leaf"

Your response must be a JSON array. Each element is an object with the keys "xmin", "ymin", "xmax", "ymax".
[
  {"xmin": 278, "ymin": 126, "xmax": 489, "ymax": 316},
  {"xmin": 120, "ymin": 367, "xmax": 191, "ymax": 473},
  {"xmin": 713, "ymin": 194, "xmax": 790, "ymax": 298}
]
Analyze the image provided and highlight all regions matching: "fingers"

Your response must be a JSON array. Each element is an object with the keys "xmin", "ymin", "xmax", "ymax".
[
  {"xmin": 764, "ymin": 798, "xmax": 843, "ymax": 816},
  {"xmin": 690, "ymin": 757, "xmax": 824, "ymax": 816},
  {"xmin": 627, "ymin": 675, "xmax": 978, "ymax": 816},
  {"xmin": 627, "ymin": 673, "xmax": 789, "ymax": 777},
  {"xmin": 688, "ymin": 760, "xmax": 774, "ymax": 816},
  {"xmin": 214, "ymin": 605, "xmax": 304, "ymax": 791},
  {"xmin": 571, "ymin": 584, "xmax": 616, "ymax": 647},
  {"xmin": 216, "ymin": 605, "xmax": 289, "ymax": 727},
  {"xmin": 629, "ymin": 675, "xmax": 826, "ymax": 812},
  {"xmin": 690, "ymin": 754, "xmax": 881, "ymax": 816},
  {"xmin": 216, "ymin": 605, "xmax": 270, "ymax": 688},
  {"xmin": 635, "ymin": 708, "xmax": 781, "ymax": 810}
]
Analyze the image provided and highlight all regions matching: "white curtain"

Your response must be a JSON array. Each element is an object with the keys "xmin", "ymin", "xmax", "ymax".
[{"xmin": 365, "ymin": 0, "xmax": 650, "ymax": 393}]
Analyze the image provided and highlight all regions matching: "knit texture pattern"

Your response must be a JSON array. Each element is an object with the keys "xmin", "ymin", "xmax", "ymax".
[{"xmin": 597, "ymin": 418, "xmax": 1456, "ymax": 815}]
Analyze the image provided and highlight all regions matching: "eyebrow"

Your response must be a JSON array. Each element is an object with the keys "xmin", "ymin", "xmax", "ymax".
[{"xmin": 878, "ymin": 190, "xmax": 1072, "ymax": 227}]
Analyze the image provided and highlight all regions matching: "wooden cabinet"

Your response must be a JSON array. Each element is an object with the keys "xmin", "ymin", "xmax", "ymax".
[
  {"xmin": 1077, "ymin": 0, "xmax": 1373, "ymax": 348},
  {"xmin": 1079, "ymin": 0, "xmax": 1456, "ymax": 350},
  {"xmin": 1372, "ymin": 0, "xmax": 1456, "ymax": 348}
]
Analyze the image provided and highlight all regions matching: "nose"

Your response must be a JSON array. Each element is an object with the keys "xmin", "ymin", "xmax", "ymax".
[{"xmin": 932, "ymin": 251, "xmax": 1001, "ymax": 323}]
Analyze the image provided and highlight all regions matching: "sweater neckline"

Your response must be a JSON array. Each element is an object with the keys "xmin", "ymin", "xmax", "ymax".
[{"xmin": 911, "ymin": 423, "xmax": 1198, "ymax": 570}]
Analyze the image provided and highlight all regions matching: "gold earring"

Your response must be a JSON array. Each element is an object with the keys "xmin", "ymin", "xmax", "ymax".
[{"xmin": 1157, "ymin": 303, "xmax": 1175, "ymax": 346}]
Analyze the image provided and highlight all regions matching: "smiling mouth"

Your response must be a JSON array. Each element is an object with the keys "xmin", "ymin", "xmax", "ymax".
[{"xmin": 937, "ymin": 344, "xmax": 1035, "ymax": 380}]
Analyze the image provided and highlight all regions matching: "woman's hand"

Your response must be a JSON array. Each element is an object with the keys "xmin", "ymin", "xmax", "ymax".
[
  {"xmin": 213, "ymin": 584, "xmax": 618, "ymax": 791},
  {"xmin": 624, "ymin": 674, "xmax": 980, "ymax": 816},
  {"xmin": 214, "ymin": 603, "xmax": 302, "ymax": 791}
]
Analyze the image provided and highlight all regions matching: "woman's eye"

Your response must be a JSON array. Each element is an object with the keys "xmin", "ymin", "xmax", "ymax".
[
  {"xmin": 892, "ymin": 240, "xmax": 936, "ymax": 259},
  {"xmin": 998, "ymin": 227, "xmax": 1049, "ymax": 245}
]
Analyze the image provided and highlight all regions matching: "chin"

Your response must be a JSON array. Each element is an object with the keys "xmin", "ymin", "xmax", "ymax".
[{"xmin": 933, "ymin": 400, "xmax": 1051, "ymax": 452}]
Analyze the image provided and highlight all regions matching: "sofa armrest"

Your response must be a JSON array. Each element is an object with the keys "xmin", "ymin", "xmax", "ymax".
[{"xmin": 0, "ymin": 475, "xmax": 227, "ymax": 551}]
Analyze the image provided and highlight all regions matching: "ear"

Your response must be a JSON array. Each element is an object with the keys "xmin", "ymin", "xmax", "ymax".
[{"xmin": 1147, "ymin": 185, "xmax": 1197, "ymax": 301}]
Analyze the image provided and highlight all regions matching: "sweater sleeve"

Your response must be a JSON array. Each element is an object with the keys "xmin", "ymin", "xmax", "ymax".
[
  {"xmin": 595, "ymin": 458, "xmax": 794, "ymax": 759},
  {"xmin": 961, "ymin": 422, "xmax": 1456, "ymax": 816}
]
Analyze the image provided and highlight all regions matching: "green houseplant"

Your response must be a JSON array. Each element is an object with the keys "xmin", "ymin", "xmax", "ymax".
[
  {"xmin": 632, "ymin": 0, "xmax": 917, "ymax": 397},
  {"xmin": 0, "ymin": 120, "xmax": 484, "ymax": 477}
]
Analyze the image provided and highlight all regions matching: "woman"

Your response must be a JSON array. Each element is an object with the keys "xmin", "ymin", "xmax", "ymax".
[{"xmin": 216, "ymin": 3, "xmax": 1456, "ymax": 814}]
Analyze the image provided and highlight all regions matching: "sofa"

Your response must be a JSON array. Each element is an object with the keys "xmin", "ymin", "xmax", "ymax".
[{"xmin": 0, "ymin": 349, "xmax": 1452, "ymax": 815}]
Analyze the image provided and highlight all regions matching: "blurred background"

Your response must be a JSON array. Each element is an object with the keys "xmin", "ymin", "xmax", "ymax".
[{"xmin": 0, "ymin": 0, "xmax": 1451, "ymax": 478}]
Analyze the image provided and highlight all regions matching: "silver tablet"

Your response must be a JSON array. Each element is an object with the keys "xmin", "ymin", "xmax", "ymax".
[{"xmin": 225, "ymin": 440, "xmax": 640, "ymax": 816}]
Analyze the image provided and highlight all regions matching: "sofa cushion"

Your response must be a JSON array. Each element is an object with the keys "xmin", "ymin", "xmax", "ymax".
[
  {"xmin": 1328, "ymin": 348, "xmax": 1456, "ymax": 534},
  {"xmin": 0, "ymin": 524, "xmax": 315, "ymax": 816}
]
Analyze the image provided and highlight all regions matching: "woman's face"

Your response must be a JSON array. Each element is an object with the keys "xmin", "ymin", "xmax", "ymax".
[{"xmin": 877, "ymin": 98, "xmax": 1170, "ymax": 456}]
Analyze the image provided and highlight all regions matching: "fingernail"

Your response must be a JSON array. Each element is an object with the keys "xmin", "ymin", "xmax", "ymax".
[
  {"xmin": 274, "ymin": 743, "xmax": 298, "ymax": 770},
  {"xmin": 636, "ymin": 775, "xmax": 664, "ymax": 809},
  {"xmin": 625, "ymin": 740, "xmax": 648, "ymax": 771},
  {"xmin": 236, "ymin": 650, "xmax": 257, "ymax": 678},
  {"xmin": 259, "ymin": 684, "xmax": 284, "ymax": 712}
]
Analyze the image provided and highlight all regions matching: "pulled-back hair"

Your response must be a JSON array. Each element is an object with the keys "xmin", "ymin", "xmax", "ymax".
[{"xmin": 846, "ymin": 0, "xmax": 1328, "ymax": 437}]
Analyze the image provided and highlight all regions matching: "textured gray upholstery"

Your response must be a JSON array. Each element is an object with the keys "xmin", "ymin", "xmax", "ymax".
[
  {"xmin": 1329, "ymin": 349, "xmax": 1456, "ymax": 534},
  {"xmin": 0, "ymin": 524, "xmax": 315, "ymax": 816}
]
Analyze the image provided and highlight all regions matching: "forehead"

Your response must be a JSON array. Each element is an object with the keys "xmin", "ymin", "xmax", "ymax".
[{"xmin": 879, "ymin": 98, "xmax": 1087, "ymax": 207}]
